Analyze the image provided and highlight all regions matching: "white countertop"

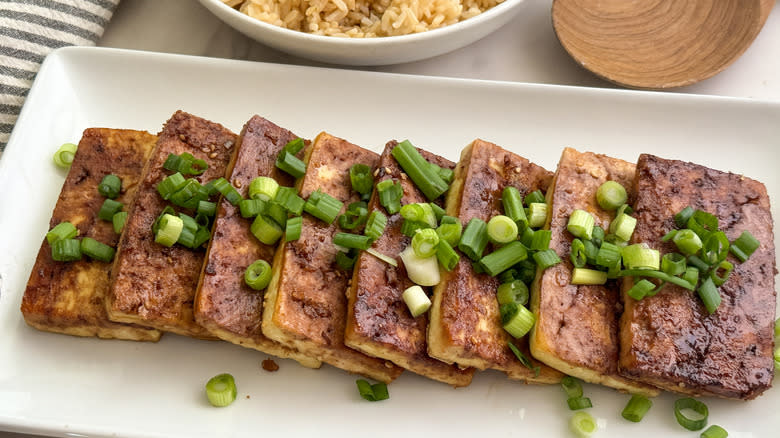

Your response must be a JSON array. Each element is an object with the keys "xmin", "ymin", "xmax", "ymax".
[{"xmin": 2, "ymin": 1, "xmax": 778, "ymax": 437}]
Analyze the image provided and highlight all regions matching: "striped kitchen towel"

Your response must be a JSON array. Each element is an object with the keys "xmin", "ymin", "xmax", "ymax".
[{"xmin": 0, "ymin": 0, "xmax": 120, "ymax": 156}]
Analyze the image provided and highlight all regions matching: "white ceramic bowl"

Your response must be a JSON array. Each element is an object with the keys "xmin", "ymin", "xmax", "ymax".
[{"xmin": 197, "ymin": 0, "xmax": 527, "ymax": 65}]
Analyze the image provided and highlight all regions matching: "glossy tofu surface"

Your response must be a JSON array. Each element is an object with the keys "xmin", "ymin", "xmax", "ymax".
[
  {"xmin": 194, "ymin": 115, "xmax": 320, "ymax": 368},
  {"xmin": 619, "ymin": 154, "xmax": 776, "ymax": 400},
  {"xmin": 22, "ymin": 128, "xmax": 160, "ymax": 341},
  {"xmin": 531, "ymin": 148, "xmax": 657, "ymax": 396},
  {"xmin": 428, "ymin": 139, "xmax": 562, "ymax": 383},
  {"xmin": 262, "ymin": 132, "xmax": 402, "ymax": 383},
  {"xmin": 345, "ymin": 141, "xmax": 474, "ymax": 387},
  {"xmin": 107, "ymin": 111, "xmax": 236, "ymax": 338}
]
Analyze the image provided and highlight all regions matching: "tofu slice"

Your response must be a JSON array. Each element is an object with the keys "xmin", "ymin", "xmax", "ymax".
[
  {"xmin": 262, "ymin": 132, "xmax": 403, "ymax": 383},
  {"xmin": 619, "ymin": 154, "xmax": 776, "ymax": 400},
  {"xmin": 194, "ymin": 116, "xmax": 320, "ymax": 368},
  {"xmin": 106, "ymin": 111, "xmax": 237, "ymax": 339},
  {"xmin": 344, "ymin": 141, "xmax": 474, "ymax": 387},
  {"xmin": 428, "ymin": 139, "xmax": 563, "ymax": 383},
  {"xmin": 22, "ymin": 128, "xmax": 161, "ymax": 341},
  {"xmin": 530, "ymin": 148, "xmax": 658, "ymax": 396}
]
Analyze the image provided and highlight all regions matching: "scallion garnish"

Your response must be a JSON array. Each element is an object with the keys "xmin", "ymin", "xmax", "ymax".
[
  {"xmin": 391, "ymin": 140, "xmax": 448, "ymax": 201},
  {"xmin": 524, "ymin": 190, "xmax": 545, "ymax": 205},
  {"xmin": 213, "ymin": 177, "xmax": 243, "ymax": 206},
  {"xmin": 205, "ymin": 373, "xmax": 237, "ymax": 407},
  {"xmin": 533, "ymin": 248, "xmax": 561, "ymax": 270},
  {"xmin": 674, "ymin": 206, "xmax": 695, "ymax": 228},
  {"xmin": 697, "ymin": 277, "xmax": 721, "ymax": 315},
  {"xmin": 275, "ymin": 186, "xmax": 305, "ymax": 215},
  {"xmin": 355, "ymin": 379, "xmax": 389, "ymax": 402},
  {"xmin": 530, "ymin": 229, "xmax": 552, "ymax": 251},
  {"xmin": 244, "ymin": 259, "xmax": 272, "ymax": 290},
  {"xmin": 349, "ymin": 164, "xmax": 374, "ymax": 198},
  {"xmin": 430, "ymin": 202, "xmax": 446, "ymax": 222},
  {"xmin": 567, "ymin": 396, "xmax": 593, "ymax": 411},
  {"xmin": 46, "ymin": 222, "xmax": 79, "ymax": 244},
  {"xmin": 336, "ymin": 250, "xmax": 357, "ymax": 271},
  {"xmin": 283, "ymin": 137, "xmax": 305, "ymax": 155},
  {"xmin": 164, "ymin": 152, "xmax": 208, "ymax": 175},
  {"xmin": 155, "ymin": 214, "xmax": 183, "ymax": 247},
  {"xmin": 399, "ymin": 246, "xmax": 440, "ymax": 286},
  {"xmin": 506, "ymin": 340, "xmax": 540, "ymax": 376},
  {"xmin": 169, "ymin": 179, "xmax": 205, "ymax": 210},
  {"xmin": 702, "ymin": 231, "xmax": 730, "ymax": 265},
  {"xmin": 571, "ymin": 268, "xmax": 607, "ymax": 285},
  {"xmin": 436, "ymin": 221, "xmax": 462, "ymax": 247},
  {"xmin": 411, "ymin": 228, "xmax": 439, "ymax": 258},
  {"xmin": 333, "ymin": 232, "xmax": 372, "ymax": 250},
  {"xmin": 626, "ymin": 279, "xmax": 656, "ymax": 300},
  {"xmin": 622, "ymin": 244, "xmax": 660, "ymax": 270},
  {"xmin": 672, "ymin": 229, "xmax": 703, "ymax": 255},
  {"xmin": 111, "ymin": 212, "xmax": 128, "ymax": 234},
  {"xmin": 527, "ymin": 203, "xmax": 548, "ymax": 228},
  {"xmin": 80, "ymin": 237, "xmax": 115, "ymax": 262},
  {"xmin": 570, "ymin": 238, "xmax": 587, "ymax": 268},
  {"xmin": 618, "ymin": 269, "xmax": 696, "ymax": 291},
  {"xmin": 687, "ymin": 210, "xmax": 718, "ymax": 240},
  {"xmin": 435, "ymin": 239, "xmax": 459, "ymax": 271},
  {"xmin": 402, "ymin": 285, "xmax": 432, "ymax": 317},
  {"xmin": 486, "ymin": 215, "xmax": 518, "ymax": 244},
  {"xmin": 596, "ymin": 181, "xmax": 627, "ymax": 211},
  {"xmin": 364, "ymin": 211, "xmax": 387, "ymax": 241},
  {"xmin": 458, "ymin": 218, "xmax": 488, "ymax": 261},
  {"xmin": 674, "ymin": 397, "xmax": 708, "ymax": 431},
  {"xmin": 239, "ymin": 198, "xmax": 267, "ymax": 218},
  {"xmin": 303, "ymin": 189, "xmax": 343, "ymax": 224},
  {"xmin": 595, "ymin": 241, "xmax": 621, "ymax": 270},
  {"xmin": 569, "ymin": 411, "xmax": 597, "ymax": 438},
  {"xmin": 266, "ymin": 201, "xmax": 288, "ymax": 228},
  {"xmin": 51, "ymin": 238, "xmax": 82, "ymax": 261},
  {"xmin": 710, "ymin": 260, "xmax": 733, "ymax": 287},
  {"xmin": 610, "ymin": 212, "xmax": 636, "ymax": 242},
  {"xmin": 567, "ymin": 209, "xmax": 595, "ymax": 240},
  {"xmin": 248, "ymin": 176, "xmax": 279, "ymax": 201},
  {"xmin": 400, "ymin": 203, "xmax": 437, "ymax": 228},
  {"xmin": 376, "ymin": 179, "xmax": 403, "ymax": 215},
  {"xmin": 502, "ymin": 186, "xmax": 527, "ymax": 224},
  {"xmin": 275, "ymin": 150, "xmax": 306, "ymax": 179},
  {"xmin": 661, "ymin": 252, "xmax": 686, "ymax": 276},
  {"xmin": 157, "ymin": 172, "xmax": 187, "ymax": 200},
  {"xmin": 730, "ymin": 230, "xmax": 759, "ymax": 262},
  {"xmin": 560, "ymin": 376, "xmax": 583, "ymax": 398},
  {"xmin": 53, "ymin": 142, "xmax": 78, "ymax": 168},
  {"xmin": 478, "ymin": 241, "xmax": 528, "ymax": 277},
  {"xmin": 700, "ymin": 425, "xmax": 728, "ymax": 438},
  {"xmin": 500, "ymin": 302, "xmax": 535, "ymax": 338},
  {"xmin": 97, "ymin": 174, "xmax": 122, "ymax": 199},
  {"xmin": 496, "ymin": 280, "xmax": 529, "ymax": 306},
  {"xmin": 98, "ymin": 199, "xmax": 124, "ymax": 222},
  {"xmin": 338, "ymin": 202, "xmax": 369, "ymax": 230},
  {"xmin": 285, "ymin": 216, "xmax": 302, "ymax": 241},
  {"xmin": 621, "ymin": 394, "xmax": 652, "ymax": 423},
  {"xmin": 366, "ymin": 248, "xmax": 398, "ymax": 267}
]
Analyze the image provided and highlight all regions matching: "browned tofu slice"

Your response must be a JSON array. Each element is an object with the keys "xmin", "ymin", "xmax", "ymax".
[
  {"xmin": 619, "ymin": 154, "xmax": 776, "ymax": 400},
  {"xmin": 22, "ymin": 128, "xmax": 160, "ymax": 341},
  {"xmin": 344, "ymin": 141, "xmax": 474, "ymax": 387},
  {"xmin": 428, "ymin": 139, "xmax": 562, "ymax": 383},
  {"xmin": 262, "ymin": 132, "xmax": 403, "ymax": 383},
  {"xmin": 530, "ymin": 148, "xmax": 658, "ymax": 396},
  {"xmin": 106, "ymin": 111, "xmax": 237, "ymax": 339},
  {"xmin": 194, "ymin": 115, "xmax": 320, "ymax": 368}
]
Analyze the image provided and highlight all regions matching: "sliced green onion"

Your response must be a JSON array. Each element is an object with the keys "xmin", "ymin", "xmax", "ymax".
[
  {"xmin": 500, "ymin": 302, "xmax": 535, "ymax": 338},
  {"xmin": 179, "ymin": 213, "xmax": 198, "ymax": 232},
  {"xmin": 333, "ymin": 232, "xmax": 372, "ymax": 250},
  {"xmin": 366, "ymin": 248, "xmax": 398, "ymax": 267},
  {"xmin": 710, "ymin": 260, "xmax": 733, "ymax": 287},
  {"xmin": 53, "ymin": 142, "xmax": 78, "ymax": 168},
  {"xmin": 458, "ymin": 218, "xmax": 488, "ymax": 261},
  {"xmin": 274, "ymin": 186, "xmax": 305, "ymax": 216},
  {"xmin": 567, "ymin": 397, "xmax": 593, "ymax": 411},
  {"xmin": 402, "ymin": 285, "xmax": 431, "ymax": 317},
  {"xmin": 622, "ymin": 244, "xmax": 660, "ymax": 270},
  {"xmin": 205, "ymin": 373, "xmax": 237, "ymax": 407},
  {"xmin": 530, "ymin": 229, "xmax": 551, "ymax": 251},
  {"xmin": 401, "ymin": 220, "xmax": 428, "ymax": 237},
  {"xmin": 283, "ymin": 137, "xmax": 305, "ymax": 155},
  {"xmin": 674, "ymin": 206, "xmax": 695, "ymax": 228},
  {"xmin": 700, "ymin": 425, "xmax": 728, "ymax": 438},
  {"xmin": 616, "ymin": 203, "xmax": 634, "ymax": 217},
  {"xmin": 155, "ymin": 214, "xmax": 183, "ymax": 247},
  {"xmin": 697, "ymin": 277, "xmax": 721, "ymax": 314},
  {"xmin": 688, "ymin": 254, "xmax": 710, "ymax": 272},
  {"xmin": 567, "ymin": 209, "xmax": 595, "ymax": 240},
  {"xmin": 626, "ymin": 279, "xmax": 656, "ymax": 300},
  {"xmin": 266, "ymin": 201, "xmax": 287, "ymax": 228},
  {"xmin": 285, "ymin": 216, "xmax": 302, "ymax": 241},
  {"xmin": 440, "ymin": 215, "xmax": 458, "ymax": 225},
  {"xmin": 662, "ymin": 229, "xmax": 678, "ymax": 242},
  {"xmin": 275, "ymin": 150, "xmax": 306, "ymax": 179},
  {"xmin": 527, "ymin": 203, "xmax": 548, "ymax": 228},
  {"xmin": 515, "ymin": 259, "xmax": 537, "ymax": 285},
  {"xmin": 570, "ymin": 411, "xmax": 597, "ymax": 438},
  {"xmin": 502, "ymin": 187, "xmax": 527, "ymax": 224},
  {"xmin": 561, "ymin": 376, "xmax": 583, "ymax": 398},
  {"xmin": 570, "ymin": 238, "xmax": 587, "ymax": 268},
  {"xmin": 193, "ymin": 226, "xmax": 211, "ymax": 248},
  {"xmin": 662, "ymin": 253, "xmax": 687, "ymax": 276},
  {"xmin": 391, "ymin": 140, "xmax": 448, "ymax": 201},
  {"xmin": 46, "ymin": 222, "xmax": 78, "ymax": 244},
  {"xmin": 400, "ymin": 203, "xmax": 437, "ymax": 228},
  {"xmin": 583, "ymin": 240, "xmax": 599, "ymax": 266},
  {"xmin": 507, "ymin": 341, "xmax": 540, "ymax": 376},
  {"xmin": 364, "ymin": 211, "xmax": 387, "ymax": 241},
  {"xmin": 478, "ymin": 241, "xmax": 528, "ymax": 277},
  {"xmin": 430, "ymin": 202, "xmax": 446, "ymax": 222},
  {"xmin": 591, "ymin": 226, "xmax": 605, "ymax": 247},
  {"xmin": 702, "ymin": 231, "xmax": 730, "ymax": 265},
  {"xmin": 112, "ymin": 212, "xmax": 128, "ymax": 234},
  {"xmin": 337, "ymin": 202, "xmax": 368, "ymax": 230},
  {"xmin": 51, "ymin": 238, "xmax": 82, "ymax": 261},
  {"xmin": 349, "ymin": 164, "xmax": 373, "ymax": 196},
  {"xmin": 336, "ymin": 250, "xmax": 357, "ymax": 271},
  {"xmin": 618, "ymin": 269, "xmax": 696, "ymax": 291},
  {"xmin": 98, "ymin": 199, "xmax": 124, "ymax": 222},
  {"xmin": 621, "ymin": 395, "xmax": 652, "ymax": 423},
  {"xmin": 610, "ymin": 213, "xmax": 636, "ymax": 242},
  {"xmin": 596, "ymin": 241, "xmax": 622, "ymax": 270},
  {"xmin": 197, "ymin": 200, "xmax": 217, "ymax": 218},
  {"xmin": 571, "ymin": 268, "xmax": 607, "ymax": 285},
  {"xmin": 97, "ymin": 174, "xmax": 121, "ymax": 199},
  {"xmin": 436, "ymin": 222, "xmax": 462, "ymax": 247},
  {"xmin": 533, "ymin": 248, "xmax": 561, "ymax": 270},
  {"xmin": 250, "ymin": 215, "xmax": 283, "ymax": 245},
  {"xmin": 376, "ymin": 179, "xmax": 403, "ymax": 215},
  {"xmin": 412, "ymin": 228, "xmax": 440, "ymax": 258},
  {"xmin": 497, "ymin": 280, "xmax": 529, "ymax": 306},
  {"xmin": 244, "ymin": 259, "xmax": 272, "ymax": 290},
  {"xmin": 596, "ymin": 181, "xmax": 627, "ymax": 211},
  {"xmin": 436, "ymin": 239, "xmax": 460, "ymax": 271},
  {"xmin": 80, "ymin": 237, "xmax": 115, "ymax": 262},
  {"xmin": 688, "ymin": 210, "xmax": 718, "ymax": 240},
  {"xmin": 437, "ymin": 167, "xmax": 454, "ymax": 184},
  {"xmin": 213, "ymin": 178, "xmax": 242, "ymax": 205},
  {"xmin": 303, "ymin": 189, "xmax": 343, "ymax": 224},
  {"xmin": 673, "ymin": 229, "xmax": 703, "ymax": 255},
  {"xmin": 775, "ymin": 317, "xmax": 780, "ymax": 337},
  {"xmin": 355, "ymin": 379, "xmax": 389, "ymax": 402},
  {"xmin": 399, "ymin": 246, "xmax": 440, "ymax": 286},
  {"xmin": 169, "ymin": 179, "xmax": 205, "ymax": 210},
  {"xmin": 487, "ymin": 215, "xmax": 518, "ymax": 244},
  {"xmin": 157, "ymin": 172, "xmax": 186, "ymax": 200},
  {"xmin": 730, "ymin": 230, "xmax": 760, "ymax": 262},
  {"xmin": 674, "ymin": 398, "xmax": 708, "ymax": 431},
  {"xmin": 164, "ymin": 152, "xmax": 207, "ymax": 175},
  {"xmin": 248, "ymin": 176, "xmax": 279, "ymax": 201},
  {"xmin": 682, "ymin": 266, "xmax": 700, "ymax": 287},
  {"xmin": 239, "ymin": 198, "xmax": 267, "ymax": 218},
  {"xmin": 520, "ymin": 225, "xmax": 535, "ymax": 248},
  {"xmin": 524, "ymin": 190, "xmax": 545, "ymax": 205}
]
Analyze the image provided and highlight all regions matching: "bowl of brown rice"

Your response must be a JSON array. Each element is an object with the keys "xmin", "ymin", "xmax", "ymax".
[{"xmin": 198, "ymin": 0, "xmax": 527, "ymax": 65}]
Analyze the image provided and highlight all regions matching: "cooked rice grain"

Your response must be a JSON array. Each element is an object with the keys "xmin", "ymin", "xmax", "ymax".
[{"xmin": 232, "ymin": 0, "xmax": 503, "ymax": 37}]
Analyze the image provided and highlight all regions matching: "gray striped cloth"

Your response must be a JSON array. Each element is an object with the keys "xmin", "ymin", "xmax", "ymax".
[{"xmin": 0, "ymin": 0, "xmax": 120, "ymax": 156}]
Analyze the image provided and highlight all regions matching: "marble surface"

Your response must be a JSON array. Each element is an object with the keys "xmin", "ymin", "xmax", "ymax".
[{"xmin": 2, "ymin": 1, "xmax": 779, "ymax": 437}]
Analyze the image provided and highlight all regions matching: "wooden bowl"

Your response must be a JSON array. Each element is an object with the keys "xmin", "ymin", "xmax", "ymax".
[{"xmin": 552, "ymin": 0, "xmax": 774, "ymax": 89}]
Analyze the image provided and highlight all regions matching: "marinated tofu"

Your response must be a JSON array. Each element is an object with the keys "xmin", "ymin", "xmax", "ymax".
[
  {"xmin": 619, "ymin": 154, "xmax": 776, "ymax": 400},
  {"xmin": 194, "ymin": 115, "xmax": 320, "ymax": 368},
  {"xmin": 428, "ymin": 139, "xmax": 562, "ymax": 383},
  {"xmin": 344, "ymin": 141, "xmax": 474, "ymax": 387},
  {"xmin": 22, "ymin": 128, "xmax": 161, "ymax": 341},
  {"xmin": 262, "ymin": 132, "xmax": 403, "ymax": 383},
  {"xmin": 107, "ymin": 111, "xmax": 236, "ymax": 339},
  {"xmin": 530, "ymin": 148, "xmax": 658, "ymax": 396}
]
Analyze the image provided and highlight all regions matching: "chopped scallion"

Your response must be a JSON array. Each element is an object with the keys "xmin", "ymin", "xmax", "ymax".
[
  {"xmin": 661, "ymin": 253, "xmax": 687, "ymax": 276},
  {"xmin": 402, "ymin": 285, "xmax": 431, "ymax": 317},
  {"xmin": 51, "ymin": 238, "xmax": 82, "ymax": 261},
  {"xmin": 610, "ymin": 213, "xmax": 636, "ymax": 242},
  {"xmin": 213, "ymin": 178, "xmax": 243, "ymax": 205},
  {"xmin": 569, "ymin": 411, "xmax": 597, "ymax": 438},
  {"xmin": 391, "ymin": 140, "xmax": 448, "ymax": 201},
  {"xmin": 112, "ymin": 211, "xmax": 128, "ymax": 234},
  {"xmin": 239, "ymin": 198, "xmax": 267, "ymax": 218},
  {"xmin": 435, "ymin": 239, "xmax": 459, "ymax": 271},
  {"xmin": 205, "ymin": 373, "xmax": 237, "ymax": 407},
  {"xmin": 400, "ymin": 203, "xmax": 437, "ymax": 228},
  {"xmin": 376, "ymin": 179, "xmax": 403, "ymax": 215},
  {"xmin": 333, "ymin": 232, "xmax": 372, "ymax": 250},
  {"xmin": 524, "ymin": 190, "xmax": 545, "ymax": 205},
  {"xmin": 567, "ymin": 209, "xmax": 595, "ymax": 240},
  {"xmin": 364, "ymin": 211, "xmax": 387, "ymax": 241},
  {"xmin": 285, "ymin": 216, "xmax": 302, "ymax": 241},
  {"xmin": 248, "ymin": 176, "xmax": 279, "ymax": 201},
  {"xmin": 500, "ymin": 302, "xmax": 535, "ymax": 338},
  {"xmin": 673, "ymin": 229, "xmax": 703, "ymax": 255},
  {"xmin": 730, "ymin": 230, "xmax": 760, "ymax": 262},
  {"xmin": 626, "ymin": 279, "xmax": 656, "ymax": 301},
  {"xmin": 337, "ymin": 202, "xmax": 368, "ymax": 230},
  {"xmin": 496, "ymin": 280, "xmax": 529, "ymax": 306},
  {"xmin": 412, "ymin": 228, "xmax": 439, "ymax": 258},
  {"xmin": 157, "ymin": 172, "xmax": 187, "ymax": 200},
  {"xmin": 80, "ymin": 237, "xmax": 115, "ymax": 262},
  {"xmin": 155, "ymin": 214, "xmax": 183, "ymax": 247},
  {"xmin": 533, "ymin": 248, "xmax": 561, "ymax": 270},
  {"xmin": 596, "ymin": 241, "xmax": 622, "ymax": 270},
  {"xmin": 674, "ymin": 206, "xmax": 695, "ymax": 228},
  {"xmin": 197, "ymin": 200, "xmax": 217, "ymax": 218},
  {"xmin": 478, "ymin": 241, "xmax": 528, "ymax": 277},
  {"xmin": 567, "ymin": 396, "xmax": 593, "ymax": 411},
  {"xmin": 571, "ymin": 268, "xmax": 607, "ymax": 285},
  {"xmin": 507, "ymin": 341, "xmax": 540, "ymax": 376},
  {"xmin": 274, "ymin": 186, "xmax": 305, "ymax": 215},
  {"xmin": 303, "ymin": 189, "xmax": 343, "ymax": 224},
  {"xmin": 250, "ymin": 215, "xmax": 283, "ymax": 245},
  {"xmin": 399, "ymin": 246, "xmax": 440, "ymax": 286},
  {"xmin": 244, "ymin": 259, "xmax": 272, "ymax": 290},
  {"xmin": 46, "ymin": 222, "xmax": 78, "ymax": 244},
  {"xmin": 570, "ymin": 238, "xmax": 587, "ymax": 268},
  {"xmin": 98, "ymin": 174, "xmax": 122, "ymax": 199},
  {"xmin": 622, "ymin": 244, "xmax": 660, "ymax": 270},
  {"xmin": 356, "ymin": 379, "xmax": 389, "ymax": 402},
  {"xmin": 527, "ymin": 203, "xmax": 548, "ymax": 228},
  {"xmin": 560, "ymin": 376, "xmax": 583, "ymax": 398},
  {"xmin": 621, "ymin": 395, "xmax": 652, "ymax": 423},
  {"xmin": 98, "ymin": 199, "xmax": 124, "ymax": 222},
  {"xmin": 596, "ymin": 181, "xmax": 627, "ymax": 211},
  {"xmin": 458, "ymin": 218, "xmax": 488, "ymax": 261},
  {"xmin": 700, "ymin": 425, "xmax": 728, "ymax": 438},
  {"xmin": 366, "ymin": 248, "xmax": 398, "ymax": 267},
  {"xmin": 53, "ymin": 142, "xmax": 78, "ymax": 168},
  {"xmin": 275, "ymin": 150, "xmax": 306, "ymax": 179},
  {"xmin": 674, "ymin": 397, "xmax": 708, "ymax": 431},
  {"xmin": 349, "ymin": 164, "xmax": 374, "ymax": 196},
  {"xmin": 436, "ymin": 221, "xmax": 462, "ymax": 247},
  {"xmin": 697, "ymin": 277, "xmax": 721, "ymax": 314},
  {"xmin": 502, "ymin": 186, "xmax": 527, "ymax": 224},
  {"xmin": 487, "ymin": 215, "xmax": 518, "ymax": 244}
]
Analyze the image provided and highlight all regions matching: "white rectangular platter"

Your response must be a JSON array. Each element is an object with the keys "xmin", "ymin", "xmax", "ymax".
[{"xmin": 0, "ymin": 47, "xmax": 778, "ymax": 438}]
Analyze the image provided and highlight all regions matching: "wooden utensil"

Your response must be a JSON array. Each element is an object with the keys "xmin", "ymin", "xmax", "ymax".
[{"xmin": 552, "ymin": 0, "xmax": 774, "ymax": 89}]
